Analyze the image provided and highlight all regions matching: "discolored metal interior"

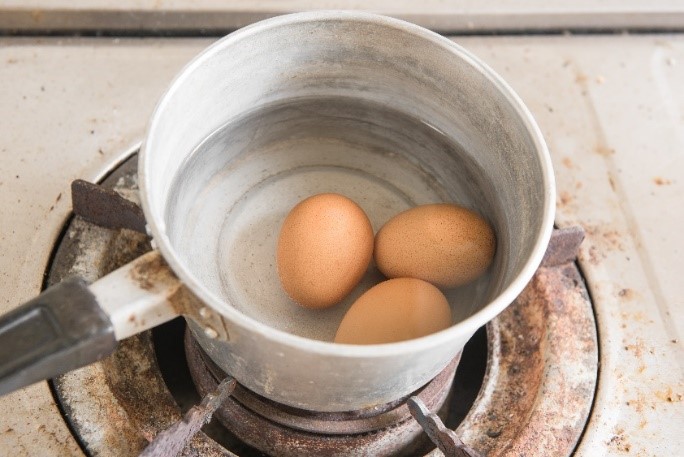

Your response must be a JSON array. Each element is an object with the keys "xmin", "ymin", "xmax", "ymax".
[{"xmin": 49, "ymin": 152, "xmax": 597, "ymax": 456}]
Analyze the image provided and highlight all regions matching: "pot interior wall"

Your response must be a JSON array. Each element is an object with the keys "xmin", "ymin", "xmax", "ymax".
[{"xmin": 145, "ymin": 15, "xmax": 547, "ymax": 341}]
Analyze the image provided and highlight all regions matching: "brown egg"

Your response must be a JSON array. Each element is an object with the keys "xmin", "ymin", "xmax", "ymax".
[
  {"xmin": 334, "ymin": 278, "xmax": 452, "ymax": 344},
  {"xmin": 276, "ymin": 193, "xmax": 374, "ymax": 309},
  {"xmin": 374, "ymin": 203, "xmax": 496, "ymax": 288}
]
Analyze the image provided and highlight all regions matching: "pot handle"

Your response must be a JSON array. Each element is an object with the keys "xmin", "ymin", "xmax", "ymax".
[{"xmin": 0, "ymin": 250, "xmax": 182, "ymax": 396}]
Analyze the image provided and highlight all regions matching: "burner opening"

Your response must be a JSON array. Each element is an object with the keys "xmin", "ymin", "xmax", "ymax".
[
  {"xmin": 444, "ymin": 326, "xmax": 488, "ymax": 429},
  {"xmin": 150, "ymin": 316, "xmax": 487, "ymax": 456}
]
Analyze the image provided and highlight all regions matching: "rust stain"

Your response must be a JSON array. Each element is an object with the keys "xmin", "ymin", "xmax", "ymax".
[
  {"xmin": 99, "ymin": 334, "xmax": 180, "ymax": 454},
  {"xmin": 584, "ymin": 225, "xmax": 598, "ymax": 237},
  {"xmin": 653, "ymin": 176, "xmax": 672, "ymax": 185},
  {"xmin": 127, "ymin": 251, "xmax": 178, "ymax": 292},
  {"xmin": 584, "ymin": 224, "xmax": 624, "ymax": 251},
  {"xmin": 558, "ymin": 191, "xmax": 574, "ymax": 207},
  {"xmin": 655, "ymin": 387, "xmax": 683, "ymax": 403},
  {"xmin": 49, "ymin": 223, "xmax": 152, "ymax": 453},
  {"xmin": 35, "ymin": 422, "xmax": 69, "ymax": 448},
  {"xmin": 561, "ymin": 157, "xmax": 574, "ymax": 168},
  {"xmin": 621, "ymin": 311, "xmax": 650, "ymax": 323},
  {"xmin": 607, "ymin": 431, "xmax": 632, "ymax": 453},
  {"xmin": 456, "ymin": 263, "xmax": 597, "ymax": 456},
  {"xmin": 595, "ymin": 144, "xmax": 616, "ymax": 156},
  {"xmin": 575, "ymin": 72, "xmax": 588, "ymax": 84},
  {"xmin": 581, "ymin": 245, "xmax": 604, "ymax": 265},
  {"xmin": 623, "ymin": 338, "xmax": 645, "ymax": 358},
  {"xmin": 618, "ymin": 288, "xmax": 635, "ymax": 300},
  {"xmin": 608, "ymin": 175, "xmax": 616, "ymax": 191}
]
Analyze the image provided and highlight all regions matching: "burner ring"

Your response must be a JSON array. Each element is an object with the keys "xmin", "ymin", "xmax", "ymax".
[
  {"xmin": 185, "ymin": 327, "xmax": 459, "ymax": 436},
  {"xmin": 185, "ymin": 329, "xmax": 458, "ymax": 456}
]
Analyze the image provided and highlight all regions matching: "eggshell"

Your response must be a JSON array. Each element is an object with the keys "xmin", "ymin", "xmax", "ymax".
[
  {"xmin": 374, "ymin": 203, "xmax": 496, "ymax": 288},
  {"xmin": 277, "ymin": 193, "xmax": 374, "ymax": 309},
  {"xmin": 334, "ymin": 277, "xmax": 452, "ymax": 344}
]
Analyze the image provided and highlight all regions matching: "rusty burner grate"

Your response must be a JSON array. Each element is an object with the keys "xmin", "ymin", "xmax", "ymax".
[{"xmin": 48, "ymin": 152, "xmax": 597, "ymax": 457}]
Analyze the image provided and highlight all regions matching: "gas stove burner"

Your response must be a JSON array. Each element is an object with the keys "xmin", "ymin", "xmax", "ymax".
[
  {"xmin": 185, "ymin": 328, "xmax": 460, "ymax": 456},
  {"xmin": 47, "ymin": 150, "xmax": 598, "ymax": 456}
]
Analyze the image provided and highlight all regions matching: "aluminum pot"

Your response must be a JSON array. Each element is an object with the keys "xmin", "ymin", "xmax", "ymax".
[{"xmin": 0, "ymin": 11, "xmax": 554, "ymax": 412}]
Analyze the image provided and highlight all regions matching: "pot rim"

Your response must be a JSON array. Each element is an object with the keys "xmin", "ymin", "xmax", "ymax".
[{"xmin": 139, "ymin": 10, "xmax": 555, "ymax": 358}]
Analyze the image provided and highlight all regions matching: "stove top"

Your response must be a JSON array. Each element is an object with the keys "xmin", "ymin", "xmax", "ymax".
[
  {"xmin": 41, "ymin": 153, "xmax": 595, "ymax": 456},
  {"xmin": 1, "ymin": 17, "xmax": 683, "ymax": 457}
]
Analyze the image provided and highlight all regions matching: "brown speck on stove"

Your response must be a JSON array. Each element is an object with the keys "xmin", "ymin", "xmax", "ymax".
[
  {"xmin": 595, "ymin": 144, "xmax": 616, "ymax": 156},
  {"xmin": 582, "ymin": 245, "xmax": 603, "ymax": 265},
  {"xmin": 623, "ymin": 338, "xmax": 645, "ymax": 357},
  {"xmin": 653, "ymin": 176, "xmax": 672, "ymax": 185},
  {"xmin": 561, "ymin": 157, "xmax": 574, "ymax": 168},
  {"xmin": 558, "ymin": 191, "xmax": 573, "ymax": 207},
  {"xmin": 586, "ymin": 224, "xmax": 624, "ymax": 251},
  {"xmin": 618, "ymin": 288, "xmax": 635, "ymax": 300},
  {"xmin": 655, "ymin": 387, "xmax": 683, "ymax": 403},
  {"xmin": 607, "ymin": 428, "xmax": 631, "ymax": 453}
]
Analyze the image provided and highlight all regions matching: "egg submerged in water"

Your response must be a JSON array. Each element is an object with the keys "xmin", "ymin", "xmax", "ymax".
[
  {"xmin": 334, "ymin": 278, "xmax": 452, "ymax": 344},
  {"xmin": 374, "ymin": 203, "xmax": 496, "ymax": 289},
  {"xmin": 276, "ymin": 193, "xmax": 374, "ymax": 309}
]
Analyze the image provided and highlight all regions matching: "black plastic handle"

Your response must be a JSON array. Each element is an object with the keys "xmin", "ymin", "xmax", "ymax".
[{"xmin": 0, "ymin": 278, "xmax": 116, "ymax": 396}]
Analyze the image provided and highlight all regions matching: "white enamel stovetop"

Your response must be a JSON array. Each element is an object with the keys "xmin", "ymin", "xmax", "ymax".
[{"xmin": 0, "ymin": 6, "xmax": 683, "ymax": 457}]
